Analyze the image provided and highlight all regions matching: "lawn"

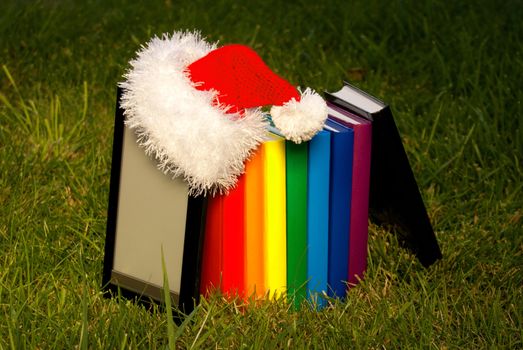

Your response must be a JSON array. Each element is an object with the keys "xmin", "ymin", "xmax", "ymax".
[{"xmin": 0, "ymin": 0, "xmax": 521, "ymax": 348}]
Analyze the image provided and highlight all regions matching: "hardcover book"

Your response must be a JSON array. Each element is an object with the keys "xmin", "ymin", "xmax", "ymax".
[
  {"xmin": 324, "ymin": 119, "xmax": 354, "ymax": 297},
  {"xmin": 327, "ymin": 106, "xmax": 372, "ymax": 287},
  {"xmin": 222, "ymin": 175, "xmax": 246, "ymax": 297},
  {"xmin": 285, "ymin": 141, "xmax": 309, "ymax": 306},
  {"xmin": 263, "ymin": 134, "xmax": 287, "ymax": 299},
  {"xmin": 306, "ymin": 130, "xmax": 331, "ymax": 306},
  {"xmin": 244, "ymin": 146, "xmax": 266, "ymax": 298},
  {"xmin": 200, "ymin": 176, "xmax": 246, "ymax": 298},
  {"xmin": 325, "ymin": 82, "xmax": 442, "ymax": 267},
  {"xmin": 200, "ymin": 193, "xmax": 223, "ymax": 296}
]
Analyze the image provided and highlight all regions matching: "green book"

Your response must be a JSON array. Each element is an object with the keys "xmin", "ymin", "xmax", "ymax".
[{"xmin": 285, "ymin": 141, "xmax": 309, "ymax": 308}]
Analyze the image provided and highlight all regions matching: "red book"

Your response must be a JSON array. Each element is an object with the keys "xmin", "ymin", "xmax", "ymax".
[
  {"xmin": 200, "ymin": 175, "xmax": 246, "ymax": 298},
  {"xmin": 221, "ymin": 175, "xmax": 246, "ymax": 297}
]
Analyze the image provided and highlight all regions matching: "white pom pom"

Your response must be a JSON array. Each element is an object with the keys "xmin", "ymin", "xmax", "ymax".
[{"xmin": 270, "ymin": 88, "xmax": 328, "ymax": 143}]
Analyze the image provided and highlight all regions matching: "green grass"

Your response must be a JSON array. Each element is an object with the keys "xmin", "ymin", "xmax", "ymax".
[{"xmin": 1, "ymin": 0, "xmax": 521, "ymax": 348}]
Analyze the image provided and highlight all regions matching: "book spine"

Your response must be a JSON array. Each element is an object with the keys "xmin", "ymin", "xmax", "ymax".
[
  {"xmin": 347, "ymin": 123, "xmax": 372, "ymax": 286},
  {"xmin": 199, "ymin": 194, "xmax": 224, "ymax": 295},
  {"xmin": 285, "ymin": 141, "xmax": 308, "ymax": 307},
  {"xmin": 327, "ymin": 127, "xmax": 353, "ymax": 297},
  {"xmin": 263, "ymin": 138, "xmax": 287, "ymax": 299},
  {"xmin": 326, "ymin": 103, "xmax": 372, "ymax": 287},
  {"xmin": 244, "ymin": 146, "xmax": 265, "ymax": 298},
  {"xmin": 222, "ymin": 174, "xmax": 246, "ymax": 297},
  {"xmin": 306, "ymin": 131, "xmax": 331, "ymax": 307}
]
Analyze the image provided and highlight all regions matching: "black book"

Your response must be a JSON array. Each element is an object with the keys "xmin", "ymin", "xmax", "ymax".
[
  {"xmin": 325, "ymin": 82, "xmax": 442, "ymax": 267},
  {"xmin": 102, "ymin": 88, "xmax": 207, "ymax": 315}
]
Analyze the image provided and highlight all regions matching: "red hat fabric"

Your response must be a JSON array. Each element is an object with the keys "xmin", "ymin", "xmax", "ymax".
[
  {"xmin": 120, "ymin": 31, "xmax": 327, "ymax": 195},
  {"xmin": 187, "ymin": 44, "xmax": 301, "ymax": 113}
]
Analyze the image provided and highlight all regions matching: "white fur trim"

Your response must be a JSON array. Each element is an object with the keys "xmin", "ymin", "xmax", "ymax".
[
  {"xmin": 270, "ymin": 88, "xmax": 328, "ymax": 143},
  {"xmin": 119, "ymin": 31, "xmax": 267, "ymax": 195}
]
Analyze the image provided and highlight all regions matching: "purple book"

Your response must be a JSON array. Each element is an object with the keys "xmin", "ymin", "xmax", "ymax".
[{"xmin": 327, "ymin": 103, "xmax": 372, "ymax": 286}]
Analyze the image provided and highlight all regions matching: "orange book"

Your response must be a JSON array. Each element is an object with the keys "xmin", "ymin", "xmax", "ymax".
[{"xmin": 244, "ymin": 146, "xmax": 265, "ymax": 298}]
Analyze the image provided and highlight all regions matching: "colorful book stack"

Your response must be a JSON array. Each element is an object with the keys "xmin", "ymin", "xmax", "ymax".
[
  {"xmin": 200, "ymin": 101, "xmax": 373, "ymax": 305},
  {"xmin": 104, "ymin": 83, "xmax": 442, "ymax": 311}
]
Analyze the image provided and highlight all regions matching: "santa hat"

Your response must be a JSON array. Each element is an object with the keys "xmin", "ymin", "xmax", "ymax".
[{"xmin": 119, "ymin": 31, "xmax": 327, "ymax": 195}]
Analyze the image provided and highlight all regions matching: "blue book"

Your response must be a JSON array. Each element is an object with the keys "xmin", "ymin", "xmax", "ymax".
[
  {"xmin": 306, "ymin": 130, "xmax": 331, "ymax": 308},
  {"xmin": 324, "ymin": 118, "xmax": 354, "ymax": 298}
]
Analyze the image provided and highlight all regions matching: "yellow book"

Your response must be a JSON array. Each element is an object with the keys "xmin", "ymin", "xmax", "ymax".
[
  {"xmin": 263, "ymin": 134, "xmax": 287, "ymax": 299},
  {"xmin": 244, "ymin": 145, "xmax": 265, "ymax": 298}
]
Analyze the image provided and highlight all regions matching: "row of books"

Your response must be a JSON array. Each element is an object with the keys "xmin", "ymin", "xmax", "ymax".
[
  {"xmin": 103, "ymin": 82, "xmax": 442, "ymax": 314},
  {"xmin": 199, "ymin": 100, "xmax": 373, "ymax": 307}
]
